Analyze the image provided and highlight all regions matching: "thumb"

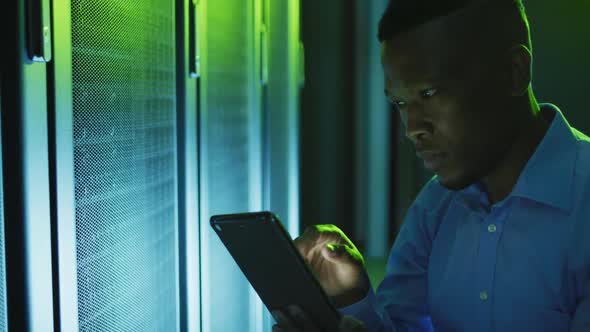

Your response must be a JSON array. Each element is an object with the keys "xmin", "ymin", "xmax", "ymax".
[{"xmin": 339, "ymin": 316, "xmax": 366, "ymax": 332}]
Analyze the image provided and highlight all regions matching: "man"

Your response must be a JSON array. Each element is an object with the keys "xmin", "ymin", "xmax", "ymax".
[{"xmin": 274, "ymin": 0, "xmax": 590, "ymax": 331}]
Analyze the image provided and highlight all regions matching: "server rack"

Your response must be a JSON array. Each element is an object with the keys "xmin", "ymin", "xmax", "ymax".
[
  {"xmin": 4, "ymin": 0, "xmax": 302, "ymax": 330},
  {"xmin": 197, "ymin": 0, "xmax": 262, "ymax": 330},
  {"xmin": 198, "ymin": 1, "xmax": 302, "ymax": 331},
  {"xmin": 51, "ymin": 0, "xmax": 181, "ymax": 330}
]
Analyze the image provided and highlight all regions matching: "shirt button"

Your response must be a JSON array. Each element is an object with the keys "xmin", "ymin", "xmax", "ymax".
[
  {"xmin": 479, "ymin": 291, "xmax": 488, "ymax": 301},
  {"xmin": 487, "ymin": 224, "xmax": 497, "ymax": 233}
]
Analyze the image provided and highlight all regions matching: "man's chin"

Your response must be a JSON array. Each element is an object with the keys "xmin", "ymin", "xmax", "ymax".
[{"xmin": 436, "ymin": 171, "xmax": 475, "ymax": 191}]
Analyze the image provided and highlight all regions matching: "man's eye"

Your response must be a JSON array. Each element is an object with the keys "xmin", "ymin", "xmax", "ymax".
[{"xmin": 421, "ymin": 88, "xmax": 438, "ymax": 98}]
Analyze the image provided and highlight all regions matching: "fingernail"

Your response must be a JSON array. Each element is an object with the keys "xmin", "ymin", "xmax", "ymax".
[{"xmin": 326, "ymin": 244, "xmax": 337, "ymax": 256}]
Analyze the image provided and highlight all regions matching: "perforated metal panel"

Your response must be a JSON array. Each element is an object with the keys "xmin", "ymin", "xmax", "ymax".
[
  {"xmin": 71, "ymin": 0, "xmax": 178, "ymax": 330},
  {"xmin": 202, "ymin": 0, "xmax": 257, "ymax": 330}
]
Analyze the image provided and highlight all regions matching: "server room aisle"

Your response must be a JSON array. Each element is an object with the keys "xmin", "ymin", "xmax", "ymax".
[
  {"xmin": 5, "ymin": 0, "xmax": 590, "ymax": 331},
  {"xmin": 3, "ymin": 0, "xmax": 301, "ymax": 331}
]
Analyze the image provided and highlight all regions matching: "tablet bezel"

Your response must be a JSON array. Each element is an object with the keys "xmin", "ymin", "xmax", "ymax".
[{"xmin": 210, "ymin": 211, "xmax": 342, "ymax": 331}]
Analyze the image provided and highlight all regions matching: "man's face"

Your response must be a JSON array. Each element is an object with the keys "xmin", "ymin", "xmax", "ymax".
[{"xmin": 382, "ymin": 19, "xmax": 518, "ymax": 190}]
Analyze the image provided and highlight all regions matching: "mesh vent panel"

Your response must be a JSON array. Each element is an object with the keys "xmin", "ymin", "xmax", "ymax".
[
  {"xmin": 71, "ymin": 0, "xmax": 178, "ymax": 330},
  {"xmin": 204, "ymin": 1, "xmax": 254, "ymax": 330}
]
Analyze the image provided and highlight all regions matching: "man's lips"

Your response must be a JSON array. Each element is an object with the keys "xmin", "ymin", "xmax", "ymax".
[{"xmin": 416, "ymin": 150, "xmax": 445, "ymax": 172}]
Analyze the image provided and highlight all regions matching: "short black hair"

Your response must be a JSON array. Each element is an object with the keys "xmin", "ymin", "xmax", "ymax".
[{"xmin": 378, "ymin": 0, "xmax": 529, "ymax": 45}]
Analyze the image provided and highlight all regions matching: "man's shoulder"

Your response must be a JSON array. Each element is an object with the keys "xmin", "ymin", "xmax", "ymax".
[
  {"xmin": 573, "ymin": 127, "xmax": 590, "ymax": 178},
  {"xmin": 566, "ymin": 127, "xmax": 590, "ymax": 218}
]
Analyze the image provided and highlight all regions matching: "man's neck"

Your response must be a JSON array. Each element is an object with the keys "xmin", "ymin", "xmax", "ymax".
[{"xmin": 480, "ymin": 97, "xmax": 550, "ymax": 206}]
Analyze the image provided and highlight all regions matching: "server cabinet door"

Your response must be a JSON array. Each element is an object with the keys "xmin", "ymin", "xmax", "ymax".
[
  {"xmin": 199, "ymin": 0, "xmax": 266, "ymax": 331},
  {"xmin": 178, "ymin": 0, "xmax": 202, "ymax": 330},
  {"xmin": 265, "ymin": 0, "xmax": 301, "ymax": 241},
  {"xmin": 2, "ymin": 0, "xmax": 55, "ymax": 330},
  {"xmin": 52, "ymin": 0, "xmax": 181, "ymax": 330},
  {"xmin": 262, "ymin": 0, "xmax": 302, "ymax": 327}
]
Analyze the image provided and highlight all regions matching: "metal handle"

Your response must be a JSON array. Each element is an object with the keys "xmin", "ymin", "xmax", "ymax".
[
  {"xmin": 26, "ymin": 0, "xmax": 52, "ymax": 62},
  {"xmin": 299, "ymin": 41, "xmax": 305, "ymax": 87},
  {"xmin": 189, "ymin": 0, "xmax": 200, "ymax": 78},
  {"xmin": 259, "ymin": 0, "xmax": 269, "ymax": 85},
  {"xmin": 260, "ymin": 25, "xmax": 269, "ymax": 85}
]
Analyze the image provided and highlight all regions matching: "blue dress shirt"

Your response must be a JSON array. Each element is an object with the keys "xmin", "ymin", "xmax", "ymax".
[{"xmin": 340, "ymin": 104, "xmax": 590, "ymax": 332}]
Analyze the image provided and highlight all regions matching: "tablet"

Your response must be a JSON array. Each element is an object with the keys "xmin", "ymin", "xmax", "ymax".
[{"xmin": 210, "ymin": 211, "xmax": 342, "ymax": 331}]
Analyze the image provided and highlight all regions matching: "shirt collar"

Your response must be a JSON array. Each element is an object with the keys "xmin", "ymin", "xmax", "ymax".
[{"xmin": 456, "ymin": 104, "xmax": 577, "ymax": 213}]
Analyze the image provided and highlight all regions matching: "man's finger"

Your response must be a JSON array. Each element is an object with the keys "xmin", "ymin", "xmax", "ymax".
[
  {"xmin": 272, "ymin": 310, "xmax": 297, "ymax": 332},
  {"xmin": 339, "ymin": 316, "xmax": 367, "ymax": 332},
  {"xmin": 322, "ymin": 243, "xmax": 365, "ymax": 267},
  {"xmin": 287, "ymin": 305, "xmax": 321, "ymax": 332},
  {"xmin": 293, "ymin": 225, "xmax": 322, "ymax": 255},
  {"xmin": 314, "ymin": 224, "xmax": 356, "ymax": 248}
]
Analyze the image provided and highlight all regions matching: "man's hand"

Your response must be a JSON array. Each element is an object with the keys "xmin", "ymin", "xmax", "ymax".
[
  {"xmin": 294, "ymin": 224, "xmax": 370, "ymax": 308},
  {"xmin": 272, "ymin": 225, "xmax": 370, "ymax": 331},
  {"xmin": 272, "ymin": 306, "xmax": 367, "ymax": 332}
]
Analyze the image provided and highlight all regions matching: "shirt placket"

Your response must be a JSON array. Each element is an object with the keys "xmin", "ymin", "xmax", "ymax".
[{"xmin": 474, "ymin": 203, "xmax": 509, "ymax": 332}]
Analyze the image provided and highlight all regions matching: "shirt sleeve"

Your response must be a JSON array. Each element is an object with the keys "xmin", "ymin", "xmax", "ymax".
[
  {"xmin": 338, "ymin": 202, "xmax": 437, "ymax": 332},
  {"xmin": 571, "ymin": 280, "xmax": 590, "ymax": 331},
  {"xmin": 570, "ymin": 209, "xmax": 590, "ymax": 332}
]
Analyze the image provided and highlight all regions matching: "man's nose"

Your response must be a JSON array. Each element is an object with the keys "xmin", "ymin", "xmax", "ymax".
[
  {"xmin": 400, "ymin": 107, "xmax": 433, "ymax": 144},
  {"xmin": 406, "ymin": 124, "xmax": 431, "ymax": 144}
]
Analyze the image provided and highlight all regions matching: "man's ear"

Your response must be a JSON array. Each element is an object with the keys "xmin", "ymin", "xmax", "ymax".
[{"xmin": 506, "ymin": 44, "xmax": 533, "ymax": 96}]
